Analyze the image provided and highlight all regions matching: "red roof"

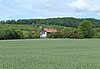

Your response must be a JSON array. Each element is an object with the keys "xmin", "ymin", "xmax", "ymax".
[{"xmin": 44, "ymin": 28, "xmax": 57, "ymax": 33}]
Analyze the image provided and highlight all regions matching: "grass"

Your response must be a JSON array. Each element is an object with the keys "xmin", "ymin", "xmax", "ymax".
[{"xmin": 0, "ymin": 39, "xmax": 100, "ymax": 69}]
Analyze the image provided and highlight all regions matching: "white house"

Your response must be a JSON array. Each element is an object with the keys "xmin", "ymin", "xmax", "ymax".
[{"xmin": 40, "ymin": 28, "xmax": 57, "ymax": 38}]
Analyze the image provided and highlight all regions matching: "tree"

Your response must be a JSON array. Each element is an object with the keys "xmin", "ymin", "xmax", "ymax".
[
  {"xmin": 78, "ymin": 20, "xmax": 94, "ymax": 38},
  {"xmin": 16, "ymin": 29, "xmax": 24, "ymax": 39},
  {"xmin": 0, "ymin": 28, "xmax": 24, "ymax": 40},
  {"xmin": 94, "ymin": 28, "xmax": 100, "ymax": 38},
  {"xmin": 69, "ymin": 29, "xmax": 81, "ymax": 39},
  {"xmin": 60, "ymin": 28, "xmax": 72, "ymax": 38}
]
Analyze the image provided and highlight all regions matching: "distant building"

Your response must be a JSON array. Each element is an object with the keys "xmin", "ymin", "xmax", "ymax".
[{"xmin": 40, "ymin": 28, "xmax": 57, "ymax": 38}]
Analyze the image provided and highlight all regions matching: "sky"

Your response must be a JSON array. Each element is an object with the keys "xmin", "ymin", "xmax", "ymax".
[{"xmin": 0, "ymin": 0, "xmax": 100, "ymax": 20}]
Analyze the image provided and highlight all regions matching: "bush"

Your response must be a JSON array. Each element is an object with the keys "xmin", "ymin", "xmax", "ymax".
[
  {"xmin": 0, "ymin": 29, "xmax": 24, "ymax": 40},
  {"xmin": 60, "ymin": 28, "xmax": 72, "ymax": 38},
  {"xmin": 15, "ymin": 29, "xmax": 24, "ymax": 39},
  {"xmin": 69, "ymin": 29, "xmax": 82, "ymax": 39},
  {"xmin": 26, "ymin": 31, "xmax": 40, "ymax": 39},
  {"xmin": 47, "ymin": 32, "xmax": 62, "ymax": 38},
  {"xmin": 94, "ymin": 28, "xmax": 100, "ymax": 38}
]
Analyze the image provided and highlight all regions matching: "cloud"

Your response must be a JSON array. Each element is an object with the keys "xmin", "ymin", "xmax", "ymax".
[
  {"xmin": 0, "ymin": 0, "xmax": 71, "ymax": 19},
  {"xmin": 10, "ymin": 0, "xmax": 50, "ymax": 11},
  {"xmin": 69, "ymin": 0, "xmax": 100, "ymax": 13},
  {"xmin": 0, "ymin": 0, "xmax": 100, "ymax": 20},
  {"xmin": 0, "ymin": 0, "xmax": 43, "ymax": 19},
  {"xmin": 10, "ymin": 0, "xmax": 67, "ymax": 13},
  {"xmin": 88, "ymin": 5, "xmax": 100, "ymax": 12},
  {"xmin": 69, "ymin": 0, "xmax": 87, "ymax": 12}
]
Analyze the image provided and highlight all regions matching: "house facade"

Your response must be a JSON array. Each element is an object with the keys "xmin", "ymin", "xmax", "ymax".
[{"xmin": 40, "ymin": 28, "xmax": 57, "ymax": 38}]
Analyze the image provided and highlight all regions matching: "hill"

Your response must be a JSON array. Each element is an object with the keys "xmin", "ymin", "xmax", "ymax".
[{"xmin": 0, "ymin": 17, "xmax": 100, "ymax": 28}]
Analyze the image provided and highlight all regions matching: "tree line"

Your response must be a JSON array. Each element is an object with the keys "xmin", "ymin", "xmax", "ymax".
[
  {"xmin": 0, "ymin": 17, "xmax": 100, "ymax": 28},
  {"xmin": 0, "ymin": 19, "xmax": 100, "ymax": 40},
  {"xmin": 47, "ymin": 20, "xmax": 100, "ymax": 38}
]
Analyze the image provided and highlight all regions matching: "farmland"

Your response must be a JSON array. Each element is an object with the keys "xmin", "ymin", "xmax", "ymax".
[{"xmin": 0, "ymin": 39, "xmax": 100, "ymax": 69}]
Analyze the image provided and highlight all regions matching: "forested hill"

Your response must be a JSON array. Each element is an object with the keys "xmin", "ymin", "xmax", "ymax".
[{"xmin": 0, "ymin": 17, "xmax": 100, "ymax": 28}]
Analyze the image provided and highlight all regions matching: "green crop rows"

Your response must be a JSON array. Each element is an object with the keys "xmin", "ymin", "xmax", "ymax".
[{"xmin": 0, "ymin": 39, "xmax": 100, "ymax": 69}]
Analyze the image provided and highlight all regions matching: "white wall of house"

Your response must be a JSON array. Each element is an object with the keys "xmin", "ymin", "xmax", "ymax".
[{"xmin": 40, "ymin": 32, "xmax": 47, "ymax": 38}]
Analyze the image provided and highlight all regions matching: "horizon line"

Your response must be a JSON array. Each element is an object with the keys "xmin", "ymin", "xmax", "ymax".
[{"xmin": 0, "ymin": 16, "xmax": 100, "ymax": 21}]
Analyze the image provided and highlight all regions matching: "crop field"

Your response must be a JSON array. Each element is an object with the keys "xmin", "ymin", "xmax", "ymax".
[{"xmin": 0, "ymin": 39, "xmax": 100, "ymax": 69}]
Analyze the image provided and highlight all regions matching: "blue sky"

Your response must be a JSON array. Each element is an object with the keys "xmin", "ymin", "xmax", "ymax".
[{"xmin": 0, "ymin": 0, "xmax": 100, "ymax": 20}]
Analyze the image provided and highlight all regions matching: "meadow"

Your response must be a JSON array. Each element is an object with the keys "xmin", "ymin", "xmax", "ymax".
[{"xmin": 0, "ymin": 39, "xmax": 100, "ymax": 69}]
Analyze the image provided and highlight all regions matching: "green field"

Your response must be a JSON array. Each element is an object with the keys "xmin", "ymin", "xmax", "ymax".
[{"xmin": 0, "ymin": 39, "xmax": 100, "ymax": 69}]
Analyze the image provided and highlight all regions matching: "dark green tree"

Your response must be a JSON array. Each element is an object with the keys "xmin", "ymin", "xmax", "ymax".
[{"xmin": 78, "ymin": 20, "xmax": 94, "ymax": 38}]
